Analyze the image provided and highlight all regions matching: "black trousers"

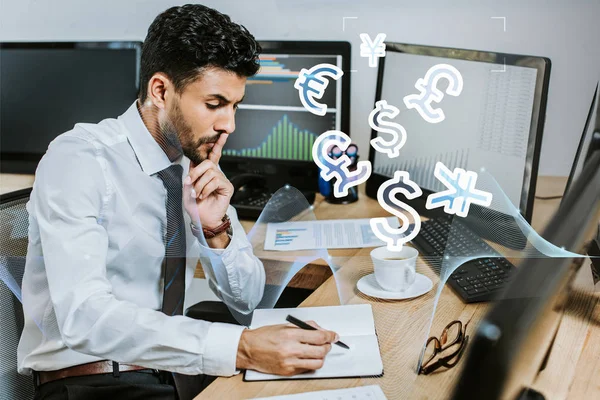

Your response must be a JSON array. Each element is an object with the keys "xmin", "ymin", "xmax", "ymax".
[{"xmin": 33, "ymin": 370, "xmax": 216, "ymax": 400}]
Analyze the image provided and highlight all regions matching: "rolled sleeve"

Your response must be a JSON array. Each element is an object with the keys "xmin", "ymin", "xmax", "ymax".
[{"xmin": 202, "ymin": 323, "xmax": 246, "ymax": 376}]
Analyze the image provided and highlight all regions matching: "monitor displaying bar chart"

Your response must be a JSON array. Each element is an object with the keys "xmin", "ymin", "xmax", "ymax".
[
  {"xmin": 223, "ymin": 52, "xmax": 342, "ymax": 162},
  {"xmin": 223, "ymin": 113, "xmax": 318, "ymax": 161}
]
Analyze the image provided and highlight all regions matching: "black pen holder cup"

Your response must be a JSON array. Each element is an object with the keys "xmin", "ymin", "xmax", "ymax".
[{"xmin": 325, "ymin": 184, "xmax": 358, "ymax": 204}]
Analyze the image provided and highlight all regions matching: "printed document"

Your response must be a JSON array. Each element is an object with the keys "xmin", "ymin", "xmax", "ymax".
[
  {"xmin": 253, "ymin": 384, "xmax": 387, "ymax": 399},
  {"xmin": 264, "ymin": 217, "xmax": 400, "ymax": 251}
]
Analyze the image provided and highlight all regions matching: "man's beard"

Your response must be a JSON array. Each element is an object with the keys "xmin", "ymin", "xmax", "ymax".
[{"xmin": 160, "ymin": 100, "xmax": 221, "ymax": 165}]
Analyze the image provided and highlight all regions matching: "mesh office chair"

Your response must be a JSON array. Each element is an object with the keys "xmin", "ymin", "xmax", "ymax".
[{"xmin": 0, "ymin": 188, "xmax": 35, "ymax": 400}]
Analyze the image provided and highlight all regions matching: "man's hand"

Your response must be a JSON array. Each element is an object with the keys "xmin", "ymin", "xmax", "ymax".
[
  {"xmin": 236, "ymin": 322, "xmax": 339, "ymax": 376},
  {"xmin": 183, "ymin": 134, "xmax": 233, "ymax": 230}
]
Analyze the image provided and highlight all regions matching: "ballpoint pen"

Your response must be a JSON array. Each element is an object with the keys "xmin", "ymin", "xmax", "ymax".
[{"xmin": 286, "ymin": 314, "xmax": 350, "ymax": 350}]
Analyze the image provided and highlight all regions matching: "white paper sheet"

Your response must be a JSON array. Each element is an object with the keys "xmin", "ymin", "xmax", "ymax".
[
  {"xmin": 264, "ymin": 217, "xmax": 400, "ymax": 251},
  {"xmin": 253, "ymin": 384, "xmax": 387, "ymax": 400}
]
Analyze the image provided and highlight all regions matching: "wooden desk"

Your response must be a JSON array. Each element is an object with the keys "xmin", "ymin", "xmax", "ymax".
[
  {"xmin": 0, "ymin": 173, "xmax": 35, "ymax": 194},
  {"xmin": 3, "ymin": 174, "xmax": 597, "ymax": 398},
  {"xmin": 197, "ymin": 176, "xmax": 600, "ymax": 400}
]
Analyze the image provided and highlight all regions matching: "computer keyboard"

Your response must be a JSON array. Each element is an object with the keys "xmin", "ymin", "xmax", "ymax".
[
  {"xmin": 232, "ymin": 190, "xmax": 316, "ymax": 221},
  {"xmin": 412, "ymin": 216, "xmax": 517, "ymax": 303}
]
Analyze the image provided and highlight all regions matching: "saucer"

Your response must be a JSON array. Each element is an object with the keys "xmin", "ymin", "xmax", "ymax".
[{"xmin": 357, "ymin": 273, "xmax": 433, "ymax": 300}]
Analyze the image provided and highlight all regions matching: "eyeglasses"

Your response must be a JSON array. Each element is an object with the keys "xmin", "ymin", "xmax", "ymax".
[{"xmin": 418, "ymin": 319, "xmax": 471, "ymax": 375}]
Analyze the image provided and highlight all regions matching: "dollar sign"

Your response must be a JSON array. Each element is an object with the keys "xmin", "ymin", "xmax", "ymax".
[
  {"xmin": 370, "ymin": 171, "xmax": 423, "ymax": 251},
  {"xmin": 368, "ymin": 100, "xmax": 407, "ymax": 158},
  {"xmin": 403, "ymin": 63, "xmax": 463, "ymax": 124},
  {"xmin": 312, "ymin": 130, "xmax": 372, "ymax": 197}
]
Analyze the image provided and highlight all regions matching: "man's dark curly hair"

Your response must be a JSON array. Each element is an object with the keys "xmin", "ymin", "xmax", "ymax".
[{"xmin": 139, "ymin": 4, "xmax": 261, "ymax": 102}]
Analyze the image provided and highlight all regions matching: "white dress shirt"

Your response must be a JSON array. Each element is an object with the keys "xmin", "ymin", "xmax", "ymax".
[{"xmin": 17, "ymin": 102, "xmax": 265, "ymax": 377}]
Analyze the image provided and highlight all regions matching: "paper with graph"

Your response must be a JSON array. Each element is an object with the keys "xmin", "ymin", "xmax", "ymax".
[{"xmin": 264, "ymin": 217, "xmax": 399, "ymax": 251}]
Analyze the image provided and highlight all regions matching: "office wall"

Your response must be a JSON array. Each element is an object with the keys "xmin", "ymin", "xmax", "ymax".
[{"xmin": 1, "ymin": 0, "xmax": 599, "ymax": 177}]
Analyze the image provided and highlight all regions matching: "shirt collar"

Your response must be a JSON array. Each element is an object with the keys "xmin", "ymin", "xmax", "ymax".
[{"xmin": 119, "ymin": 101, "xmax": 173, "ymax": 176}]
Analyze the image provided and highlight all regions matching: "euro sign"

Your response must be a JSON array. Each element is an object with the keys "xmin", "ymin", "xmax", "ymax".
[
  {"xmin": 370, "ymin": 171, "xmax": 423, "ymax": 251},
  {"xmin": 403, "ymin": 64, "xmax": 463, "ymax": 124},
  {"xmin": 368, "ymin": 100, "xmax": 407, "ymax": 158},
  {"xmin": 294, "ymin": 63, "xmax": 344, "ymax": 116},
  {"xmin": 312, "ymin": 130, "xmax": 372, "ymax": 198}
]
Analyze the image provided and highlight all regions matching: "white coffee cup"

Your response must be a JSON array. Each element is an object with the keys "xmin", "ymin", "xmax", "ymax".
[{"xmin": 370, "ymin": 246, "xmax": 418, "ymax": 292}]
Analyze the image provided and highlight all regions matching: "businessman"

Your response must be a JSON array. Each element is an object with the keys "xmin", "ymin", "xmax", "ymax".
[{"xmin": 18, "ymin": 4, "xmax": 337, "ymax": 399}]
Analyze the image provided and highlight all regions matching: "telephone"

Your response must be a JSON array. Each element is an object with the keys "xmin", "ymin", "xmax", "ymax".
[
  {"xmin": 230, "ymin": 173, "xmax": 269, "ymax": 203},
  {"xmin": 229, "ymin": 173, "xmax": 316, "ymax": 221}
]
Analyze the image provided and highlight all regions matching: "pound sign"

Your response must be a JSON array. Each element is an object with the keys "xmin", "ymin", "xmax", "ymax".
[
  {"xmin": 312, "ymin": 130, "xmax": 372, "ymax": 198},
  {"xmin": 403, "ymin": 64, "xmax": 463, "ymax": 124}
]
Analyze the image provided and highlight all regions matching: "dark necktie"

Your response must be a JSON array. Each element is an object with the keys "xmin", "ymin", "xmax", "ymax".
[
  {"xmin": 156, "ymin": 164, "xmax": 186, "ymax": 316},
  {"xmin": 158, "ymin": 165, "xmax": 204, "ymax": 399}
]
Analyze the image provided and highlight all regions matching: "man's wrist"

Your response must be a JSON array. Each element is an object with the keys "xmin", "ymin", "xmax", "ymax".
[
  {"xmin": 236, "ymin": 329, "xmax": 252, "ymax": 370},
  {"xmin": 190, "ymin": 216, "xmax": 232, "ymax": 249},
  {"xmin": 204, "ymin": 214, "xmax": 232, "ymax": 238},
  {"xmin": 205, "ymin": 229, "xmax": 231, "ymax": 249},
  {"xmin": 190, "ymin": 214, "xmax": 232, "ymax": 239},
  {"xmin": 199, "ymin": 214, "xmax": 227, "ymax": 230}
]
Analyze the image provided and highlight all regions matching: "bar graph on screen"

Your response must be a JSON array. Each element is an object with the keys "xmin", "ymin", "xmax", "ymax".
[
  {"xmin": 222, "ymin": 51, "xmax": 341, "ymax": 163},
  {"xmin": 247, "ymin": 56, "xmax": 299, "ymax": 84},
  {"xmin": 222, "ymin": 114, "xmax": 318, "ymax": 161}
]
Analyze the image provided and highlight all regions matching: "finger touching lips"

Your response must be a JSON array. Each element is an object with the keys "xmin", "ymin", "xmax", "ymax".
[{"xmin": 208, "ymin": 133, "xmax": 228, "ymax": 163}]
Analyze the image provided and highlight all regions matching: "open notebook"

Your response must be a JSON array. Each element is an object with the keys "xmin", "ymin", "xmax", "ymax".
[{"xmin": 244, "ymin": 304, "xmax": 383, "ymax": 381}]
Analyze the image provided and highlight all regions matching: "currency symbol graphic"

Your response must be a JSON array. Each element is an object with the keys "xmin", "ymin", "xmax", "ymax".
[
  {"xmin": 403, "ymin": 63, "xmax": 464, "ymax": 124},
  {"xmin": 359, "ymin": 33, "xmax": 387, "ymax": 68},
  {"xmin": 370, "ymin": 171, "xmax": 423, "ymax": 251},
  {"xmin": 312, "ymin": 130, "xmax": 372, "ymax": 197},
  {"xmin": 368, "ymin": 100, "xmax": 407, "ymax": 158},
  {"xmin": 294, "ymin": 63, "xmax": 344, "ymax": 116},
  {"xmin": 426, "ymin": 162, "xmax": 493, "ymax": 217}
]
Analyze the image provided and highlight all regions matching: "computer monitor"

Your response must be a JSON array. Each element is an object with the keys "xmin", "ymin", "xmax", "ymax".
[
  {"xmin": 452, "ymin": 147, "xmax": 600, "ymax": 399},
  {"xmin": 0, "ymin": 42, "xmax": 141, "ymax": 174},
  {"xmin": 219, "ymin": 41, "xmax": 351, "ymax": 193},
  {"xmin": 564, "ymin": 83, "xmax": 599, "ymax": 195},
  {"xmin": 366, "ymin": 43, "xmax": 551, "ymax": 224}
]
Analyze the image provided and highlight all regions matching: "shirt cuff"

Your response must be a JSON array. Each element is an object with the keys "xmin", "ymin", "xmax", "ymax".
[
  {"xmin": 196, "ymin": 226, "xmax": 239, "ymax": 264},
  {"xmin": 202, "ymin": 322, "xmax": 246, "ymax": 376}
]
